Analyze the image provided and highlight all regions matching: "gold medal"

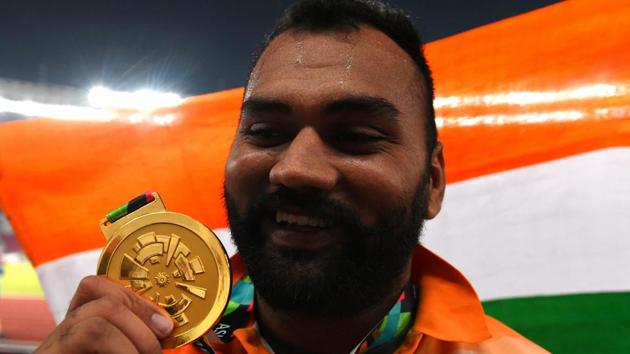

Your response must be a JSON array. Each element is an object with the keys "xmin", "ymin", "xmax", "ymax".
[{"xmin": 97, "ymin": 192, "xmax": 231, "ymax": 348}]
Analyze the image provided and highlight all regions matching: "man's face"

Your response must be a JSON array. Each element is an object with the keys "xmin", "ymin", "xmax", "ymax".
[{"xmin": 224, "ymin": 26, "xmax": 444, "ymax": 315}]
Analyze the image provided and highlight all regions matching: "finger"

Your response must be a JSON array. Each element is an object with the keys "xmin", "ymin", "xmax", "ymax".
[
  {"xmin": 57, "ymin": 317, "xmax": 139, "ymax": 354},
  {"xmin": 67, "ymin": 276, "xmax": 173, "ymax": 338},
  {"xmin": 67, "ymin": 295, "xmax": 162, "ymax": 354}
]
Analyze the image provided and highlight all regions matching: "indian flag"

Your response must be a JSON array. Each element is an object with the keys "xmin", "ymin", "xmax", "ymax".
[{"xmin": 0, "ymin": 1, "xmax": 628, "ymax": 353}]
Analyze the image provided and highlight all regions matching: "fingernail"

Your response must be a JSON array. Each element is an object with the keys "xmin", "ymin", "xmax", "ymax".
[{"xmin": 151, "ymin": 313, "xmax": 174, "ymax": 336}]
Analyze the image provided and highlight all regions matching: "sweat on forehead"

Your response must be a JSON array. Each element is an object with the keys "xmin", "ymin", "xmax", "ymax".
[{"xmin": 245, "ymin": 26, "xmax": 425, "ymax": 103}]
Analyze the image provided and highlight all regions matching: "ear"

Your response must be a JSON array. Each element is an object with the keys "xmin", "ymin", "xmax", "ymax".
[{"xmin": 425, "ymin": 142, "xmax": 446, "ymax": 219}]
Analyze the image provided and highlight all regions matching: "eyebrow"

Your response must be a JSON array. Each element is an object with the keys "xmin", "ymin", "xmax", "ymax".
[
  {"xmin": 241, "ymin": 98, "xmax": 292, "ymax": 118},
  {"xmin": 241, "ymin": 95, "xmax": 400, "ymax": 120},
  {"xmin": 324, "ymin": 96, "xmax": 400, "ymax": 120}
]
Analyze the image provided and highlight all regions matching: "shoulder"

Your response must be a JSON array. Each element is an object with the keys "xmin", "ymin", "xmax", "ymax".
[
  {"xmin": 409, "ymin": 315, "xmax": 550, "ymax": 354},
  {"xmin": 470, "ymin": 315, "xmax": 550, "ymax": 354}
]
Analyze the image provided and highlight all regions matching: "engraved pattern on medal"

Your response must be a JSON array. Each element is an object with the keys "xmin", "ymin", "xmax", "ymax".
[{"xmin": 119, "ymin": 231, "xmax": 207, "ymax": 327}]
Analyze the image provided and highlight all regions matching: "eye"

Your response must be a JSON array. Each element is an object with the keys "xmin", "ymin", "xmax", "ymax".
[
  {"xmin": 242, "ymin": 122, "xmax": 288, "ymax": 147},
  {"xmin": 330, "ymin": 128, "xmax": 389, "ymax": 154},
  {"xmin": 334, "ymin": 131, "xmax": 385, "ymax": 142}
]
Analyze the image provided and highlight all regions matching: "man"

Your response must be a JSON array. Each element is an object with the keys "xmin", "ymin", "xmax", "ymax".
[{"xmin": 37, "ymin": 0, "xmax": 548, "ymax": 353}]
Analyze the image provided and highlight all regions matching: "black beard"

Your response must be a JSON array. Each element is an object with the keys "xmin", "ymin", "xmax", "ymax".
[{"xmin": 224, "ymin": 176, "xmax": 429, "ymax": 316}]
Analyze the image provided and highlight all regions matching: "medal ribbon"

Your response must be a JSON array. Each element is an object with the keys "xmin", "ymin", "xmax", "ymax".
[
  {"xmin": 357, "ymin": 281, "xmax": 416, "ymax": 353},
  {"xmin": 105, "ymin": 192, "xmax": 155, "ymax": 223}
]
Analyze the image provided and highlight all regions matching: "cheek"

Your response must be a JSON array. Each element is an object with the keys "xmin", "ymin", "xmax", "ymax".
[
  {"xmin": 341, "ymin": 157, "xmax": 421, "ymax": 224},
  {"xmin": 225, "ymin": 145, "xmax": 275, "ymax": 211}
]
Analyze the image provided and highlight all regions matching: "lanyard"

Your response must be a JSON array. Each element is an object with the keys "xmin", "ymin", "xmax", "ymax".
[{"xmin": 197, "ymin": 276, "xmax": 417, "ymax": 353}]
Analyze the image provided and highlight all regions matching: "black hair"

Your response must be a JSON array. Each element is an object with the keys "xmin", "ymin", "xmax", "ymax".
[{"xmin": 247, "ymin": 0, "xmax": 437, "ymax": 152}]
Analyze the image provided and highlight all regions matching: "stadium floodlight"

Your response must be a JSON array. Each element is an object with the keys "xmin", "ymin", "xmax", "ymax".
[
  {"xmin": 88, "ymin": 86, "xmax": 183, "ymax": 111},
  {"xmin": 0, "ymin": 96, "xmax": 113, "ymax": 121}
]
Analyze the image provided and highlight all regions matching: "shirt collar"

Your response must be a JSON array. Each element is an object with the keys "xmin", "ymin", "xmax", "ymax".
[{"xmin": 410, "ymin": 245, "xmax": 491, "ymax": 343}]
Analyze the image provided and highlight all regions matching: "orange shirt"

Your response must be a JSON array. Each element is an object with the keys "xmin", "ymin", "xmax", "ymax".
[{"xmin": 168, "ymin": 245, "xmax": 549, "ymax": 354}]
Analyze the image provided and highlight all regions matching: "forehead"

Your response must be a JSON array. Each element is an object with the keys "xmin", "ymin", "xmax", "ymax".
[{"xmin": 246, "ymin": 25, "xmax": 425, "ymax": 108}]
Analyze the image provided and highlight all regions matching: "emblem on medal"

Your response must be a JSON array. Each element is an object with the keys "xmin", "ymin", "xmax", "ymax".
[{"xmin": 97, "ymin": 192, "xmax": 231, "ymax": 348}]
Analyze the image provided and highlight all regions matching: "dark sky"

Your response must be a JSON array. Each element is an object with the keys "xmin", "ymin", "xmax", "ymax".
[{"xmin": 0, "ymin": 0, "xmax": 560, "ymax": 95}]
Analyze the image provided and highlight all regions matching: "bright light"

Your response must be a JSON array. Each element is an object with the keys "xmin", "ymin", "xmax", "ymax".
[
  {"xmin": 0, "ymin": 96, "xmax": 114, "ymax": 121},
  {"xmin": 0, "ymin": 95, "xmax": 179, "ymax": 125},
  {"xmin": 88, "ymin": 86, "xmax": 183, "ymax": 111},
  {"xmin": 3, "ymin": 252, "xmax": 25, "ymax": 264},
  {"xmin": 126, "ymin": 113, "xmax": 177, "ymax": 126},
  {"xmin": 434, "ymin": 83, "xmax": 628, "ymax": 109},
  {"xmin": 436, "ymin": 110, "xmax": 585, "ymax": 128}
]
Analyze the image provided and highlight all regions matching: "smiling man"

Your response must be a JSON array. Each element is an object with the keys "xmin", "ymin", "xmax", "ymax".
[
  {"xmin": 212, "ymin": 0, "xmax": 548, "ymax": 353},
  {"xmin": 36, "ymin": 1, "xmax": 548, "ymax": 353}
]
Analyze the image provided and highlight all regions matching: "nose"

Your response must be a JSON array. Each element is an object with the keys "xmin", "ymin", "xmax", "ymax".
[{"xmin": 269, "ymin": 127, "xmax": 339, "ymax": 192}]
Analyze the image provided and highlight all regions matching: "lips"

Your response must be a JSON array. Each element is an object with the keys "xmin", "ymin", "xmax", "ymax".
[
  {"xmin": 263, "ymin": 208, "xmax": 341, "ymax": 251},
  {"xmin": 275, "ymin": 210, "xmax": 332, "ymax": 228}
]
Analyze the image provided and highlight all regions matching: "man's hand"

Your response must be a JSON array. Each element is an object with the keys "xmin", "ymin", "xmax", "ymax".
[{"xmin": 35, "ymin": 276, "xmax": 174, "ymax": 354}]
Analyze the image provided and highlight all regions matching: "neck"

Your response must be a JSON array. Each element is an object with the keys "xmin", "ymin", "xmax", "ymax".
[{"xmin": 255, "ymin": 261, "xmax": 412, "ymax": 354}]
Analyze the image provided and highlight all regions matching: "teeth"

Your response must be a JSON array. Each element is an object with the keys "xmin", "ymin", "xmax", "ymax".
[{"xmin": 276, "ymin": 211, "xmax": 331, "ymax": 228}]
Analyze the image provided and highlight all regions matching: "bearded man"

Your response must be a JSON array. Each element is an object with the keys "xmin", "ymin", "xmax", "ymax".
[{"xmin": 36, "ymin": 1, "xmax": 548, "ymax": 353}]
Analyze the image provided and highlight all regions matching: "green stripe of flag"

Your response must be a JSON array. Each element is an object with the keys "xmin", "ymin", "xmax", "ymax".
[{"xmin": 483, "ymin": 291, "xmax": 630, "ymax": 354}]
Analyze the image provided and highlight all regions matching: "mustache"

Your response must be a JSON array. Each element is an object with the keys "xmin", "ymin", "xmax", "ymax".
[{"xmin": 247, "ymin": 186, "xmax": 377, "ymax": 234}]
